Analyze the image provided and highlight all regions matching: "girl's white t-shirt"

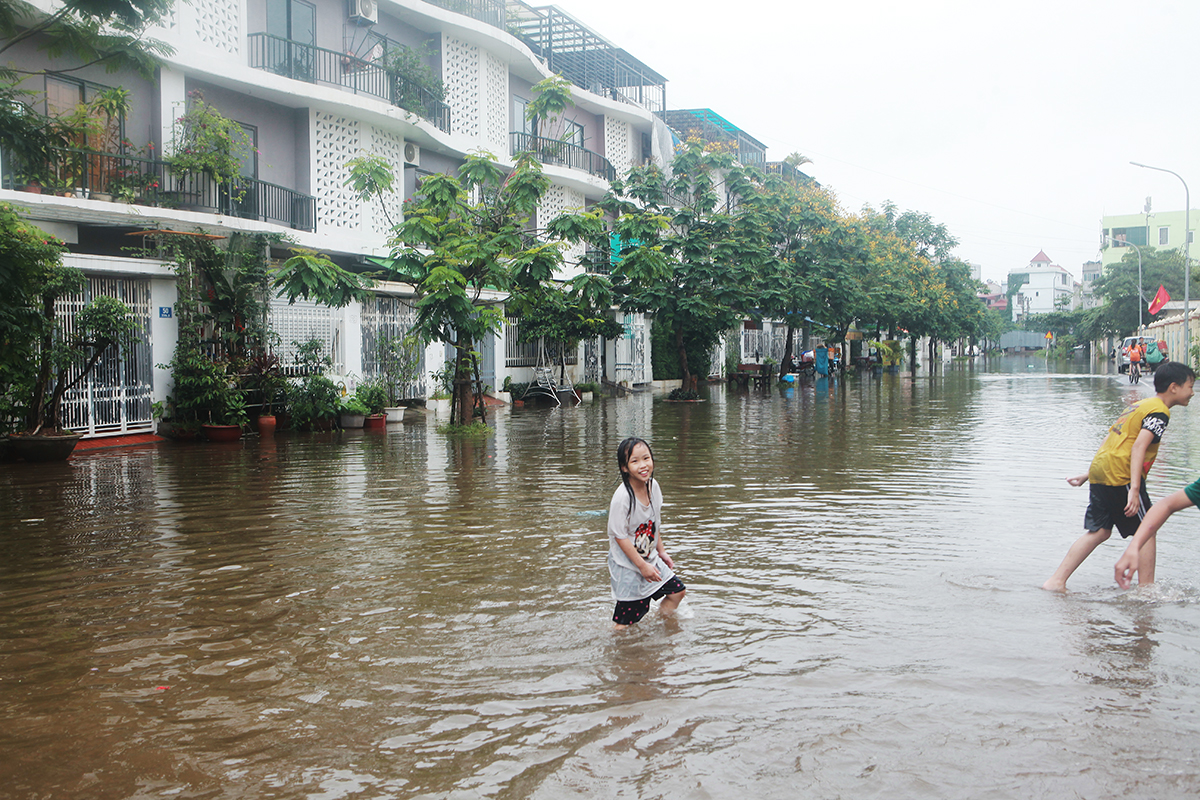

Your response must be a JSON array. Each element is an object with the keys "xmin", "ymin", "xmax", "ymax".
[{"xmin": 607, "ymin": 480, "xmax": 674, "ymax": 601}]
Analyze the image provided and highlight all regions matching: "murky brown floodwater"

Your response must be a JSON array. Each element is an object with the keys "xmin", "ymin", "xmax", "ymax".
[{"xmin": 5, "ymin": 355, "xmax": 1200, "ymax": 799}]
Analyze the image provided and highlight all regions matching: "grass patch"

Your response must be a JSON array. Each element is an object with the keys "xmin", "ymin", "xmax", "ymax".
[{"xmin": 436, "ymin": 421, "xmax": 494, "ymax": 437}]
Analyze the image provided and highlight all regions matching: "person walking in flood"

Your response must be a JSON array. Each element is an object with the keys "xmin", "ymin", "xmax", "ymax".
[
  {"xmin": 607, "ymin": 437, "xmax": 686, "ymax": 627},
  {"xmin": 1043, "ymin": 361, "xmax": 1195, "ymax": 592}
]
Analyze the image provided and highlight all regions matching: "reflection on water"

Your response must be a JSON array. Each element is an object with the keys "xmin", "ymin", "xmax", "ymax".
[{"xmin": 4, "ymin": 356, "xmax": 1200, "ymax": 798}]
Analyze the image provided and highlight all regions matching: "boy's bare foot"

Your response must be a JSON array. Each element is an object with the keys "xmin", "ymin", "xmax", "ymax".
[{"xmin": 1041, "ymin": 579, "xmax": 1067, "ymax": 592}]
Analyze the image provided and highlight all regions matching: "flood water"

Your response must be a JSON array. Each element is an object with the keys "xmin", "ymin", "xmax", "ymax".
[{"xmin": 6, "ymin": 356, "xmax": 1200, "ymax": 799}]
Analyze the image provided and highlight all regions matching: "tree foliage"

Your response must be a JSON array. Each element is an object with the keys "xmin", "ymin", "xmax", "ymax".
[
  {"xmin": 1092, "ymin": 247, "xmax": 1192, "ymax": 337},
  {"xmin": 0, "ymin": 0, "xmax": 173, "ymax": 167}
]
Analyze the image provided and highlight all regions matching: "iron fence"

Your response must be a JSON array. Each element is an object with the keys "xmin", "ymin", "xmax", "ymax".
[
  {"xmin": 510, "ymin": 132, "xmax": 615, "ymax": 181},
  {"xmin": 247, "ymin": 33, "xmax": 451, "ymax": 133},
  {"xmin": 2, "ymin": 146, "xmax": 317, "ymax": 232},
  {"xmin": 422, "ymin": 0, "xmax": 506, "ymax": 28}
]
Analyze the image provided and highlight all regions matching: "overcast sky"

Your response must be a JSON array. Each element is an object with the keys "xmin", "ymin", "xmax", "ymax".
[{"xmin": 551, "ymin": 0, "xmax": 1199, "ymax": 285}]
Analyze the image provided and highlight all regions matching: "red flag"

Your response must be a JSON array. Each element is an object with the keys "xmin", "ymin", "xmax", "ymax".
[{"xmin": 1149, "ymin": 285, "xmax": 1171, "ymax": 315}]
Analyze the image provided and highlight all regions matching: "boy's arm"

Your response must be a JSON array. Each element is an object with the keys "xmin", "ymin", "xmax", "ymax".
[
  {"xmin": 1116, "ymin": 489, "xmax": 1195, "ymax": 588},
  {"xmin": 616, "ymin": 537, "xmax": 661, "ymax": 581},
  {"xmin": 1125, "ymin": 428, "xmax": 1157, "ymax": 516},
  {"xmin": 1067, "ymin": 474, "xmax": 1088, "ymax": 487}
]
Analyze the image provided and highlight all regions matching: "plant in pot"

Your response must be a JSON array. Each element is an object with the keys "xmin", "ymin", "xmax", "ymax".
[
  {"xmin": 245, "ymin": 349, "xmax": 288, "ymax": 437},
  {"xmin": 161, "ymin": 342, "xmax": 247, "ymax": 441},
  {"xmin": 288, "ymin": 374, "xmax": 339, "ymax": 430},
  {"xmin": 338, "ymin": 392, "xmax": 369, "ymax": 429},
  {"xmin": 67, "ymin": 87, "xmax": 130, "ymax": 200},
  {"xmin": 377, "ymin": 333, "xmax": 421, "ymax": 421},
  {"xmin": 166, "ymin": 90, "xmax": 254, "ymax": 204},
  {"xmin": 0, "ymin": 204, "xmax": 139, "ymax": 460},
  {"xmin": 355, "ymin": 377, "xmax": 389, "ymax": 428}
]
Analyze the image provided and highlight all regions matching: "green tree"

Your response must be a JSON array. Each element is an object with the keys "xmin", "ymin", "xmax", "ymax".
[
  {"xmin": 1092, "ymin": 247, "xmax": 1190, "ymax": 337},
  {"xmin": 0, "ymin": 0, "xmax": 173, "ymax": 167},
  {"xmin": 391, "ymin": 151, "xmax": 566, "ymax": 425},
  {"xmin": 604, "ymin": 139, "xmax": 761, "ymax": 388}
]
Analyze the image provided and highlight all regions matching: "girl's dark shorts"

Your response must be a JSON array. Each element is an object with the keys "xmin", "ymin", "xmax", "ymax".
[
  {"xmin": 612, "ymin": 577, "xmax": 686, "ymax": 625},
  {"xmin": 1085, "ymin": 483, "xmax": 1151, "ymax": 538}
]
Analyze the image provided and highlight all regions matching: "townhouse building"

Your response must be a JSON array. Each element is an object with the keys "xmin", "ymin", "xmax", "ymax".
[{"xmin": 3, "ymin": 0, "xmax": 671, "ymax": 436}]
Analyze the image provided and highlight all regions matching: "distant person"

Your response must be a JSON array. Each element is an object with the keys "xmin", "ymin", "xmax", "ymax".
[
  {"xmin": 1043, "ymin": 361, "xmax": 1196, "ymax": 592},
  {"xmin": 606, "ymin": 437, "xmax": 686, "ymax": 627},
  {"xmin": 1126, "ymin": 338, "xmax": 1145, "ymax": 382},
  {"xmin": 1114, "ymin": 481, "xmax": 1200, "ymax": 588}
]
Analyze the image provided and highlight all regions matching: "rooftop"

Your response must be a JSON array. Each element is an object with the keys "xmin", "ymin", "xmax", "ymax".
[{"xmin": 507, "ymin": 3, "xmax": 667, "ymax": 113}]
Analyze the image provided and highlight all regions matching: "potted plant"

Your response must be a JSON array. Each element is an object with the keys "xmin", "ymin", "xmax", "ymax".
[
  {"xmin": 355, "ymin": 377, "xmax": 389, "ymax": 428},
  {"xmin": 338, "ymin": 393, "xmax": 369, "ymax": 429},
  {"xmin": 70, "ymin": 87, "xmax": 130, "ymax": 200},
  {"xmin": 285, "ymin": 338, "xmax": 340, "ymax": 431},
  {"xmin": 166, "ymin": 90, "xmax": 254, "ymax": 203},
  {"xmin": 160, "ymin": 342, "xmax": 247, "ymax": 441},
  {"xmin": 245, "ymin": 349, "xmax": 288, "ymax": 437},
  {"xmin": 377, "ymin": 333, "xmax": 421, "ymax": 421},
  {"xmin": 1, "ymin": 205, "xmax": 138, "ymax": 460}
]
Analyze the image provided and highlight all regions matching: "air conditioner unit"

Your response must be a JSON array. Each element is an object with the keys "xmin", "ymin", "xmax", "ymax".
[
  {"xmin": 403, "ymin": 142, "xmax": 420, "ymax": 168},
  {"xmin": 348, "ymin": 0, "xmax": 377, "ymax": 25}
]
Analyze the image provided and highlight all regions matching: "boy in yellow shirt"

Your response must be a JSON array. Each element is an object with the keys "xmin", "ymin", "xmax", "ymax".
[{"xmin": 1043, "ymin": 361, "xmax": 1195, "ymax": 591}]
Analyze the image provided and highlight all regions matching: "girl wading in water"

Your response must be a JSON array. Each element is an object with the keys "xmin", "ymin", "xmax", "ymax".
[{"xmin": 606, "ymin": 437, "xmax": 686, "ymax": 628}]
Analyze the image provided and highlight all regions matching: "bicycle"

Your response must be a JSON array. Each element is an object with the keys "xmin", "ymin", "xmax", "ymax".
[{"xmin": 1129, "ymin": 361, "xmax": 1141, "ymax": 384}]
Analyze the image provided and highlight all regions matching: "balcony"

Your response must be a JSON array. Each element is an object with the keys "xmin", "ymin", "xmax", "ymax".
[
  {"xmin": 422, "ymin": 0, "xmax": 506, "ymax": 29},
  {"xmin": 3, "ymin": 147, "xmax": 317, "ymax": 232},
  {"xmin": 247, "ymin": 33, "xmax": 452, "ymax": 134},
  {"xmin": 510, "ymin": 132, "xmax": 615, "ymax": 182}
]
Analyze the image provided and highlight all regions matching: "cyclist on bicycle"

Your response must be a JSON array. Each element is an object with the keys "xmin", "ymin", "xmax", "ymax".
[{"xmin": 1127, "ymin": 338, "xmax": 1146, "ymax": 383}]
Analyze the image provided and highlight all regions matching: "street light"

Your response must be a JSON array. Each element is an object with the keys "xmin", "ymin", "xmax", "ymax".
[
  {"xmin": 1104, "ymin": 233, "xmax": 1144, "ymax": 330},
  {"xmin": 1131, "ymin": 161, "xmax": 1191, "ymax": 352}
]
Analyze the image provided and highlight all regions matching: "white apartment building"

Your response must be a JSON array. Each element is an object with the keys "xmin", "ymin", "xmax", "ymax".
[
  {"xmin": 3, "ymin": 0, "xmax": 670, "ymax": 435},
  {"xmin": 1010, "ymin": 250, "xmax": 1076, "ymax": 321}
]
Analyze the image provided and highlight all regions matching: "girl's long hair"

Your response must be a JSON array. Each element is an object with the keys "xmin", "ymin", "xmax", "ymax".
[{"xmin": 617, "ymin": 436, "xmax": 655, "ymax": 520}]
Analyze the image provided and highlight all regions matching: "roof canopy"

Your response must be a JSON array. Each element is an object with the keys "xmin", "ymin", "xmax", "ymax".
[{"xmin": 508, "ymin": 3, "xmax": 667, "ymax": 113}]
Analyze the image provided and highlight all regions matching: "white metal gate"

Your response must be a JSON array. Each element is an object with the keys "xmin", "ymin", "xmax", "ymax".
[
  {"xmin": 614, "ymin": 313, "xmax": 649, "ymax": 385},
  {"xmin": 360, "ymin": 294, "xmax": 426, "ymax": 398},
  {"xmin": 59, "ymin": 277, "xmax": 154, "ymax": 437},
  {"xmin": 269, "ymin": 297, "xmax": 341, "ymax": 375}
]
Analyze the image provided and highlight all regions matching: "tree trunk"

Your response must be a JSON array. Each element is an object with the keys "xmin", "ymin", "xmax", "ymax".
[
  {"xmin": 27, "ymin": 292, "xmax": 57, "ymax": 434},
  {"xmin": 780, "ymin": 323, "xmax": 796, "ymax": 374},
  {"xmin": 472, "ymin": 352, "xmax": 487, "ymax": 426},
  {"xmin": 675, "ymin": 326, "xmax": 691, "ymax": 388},
  {"xmin": 909, "ymin": 337, "xmax": 917, "ymax": 374}
]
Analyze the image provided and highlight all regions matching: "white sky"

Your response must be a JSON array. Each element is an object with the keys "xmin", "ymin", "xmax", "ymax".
[{"xmin": 551, "ymin": 0, "xmax": 1200, "ymax": 285}]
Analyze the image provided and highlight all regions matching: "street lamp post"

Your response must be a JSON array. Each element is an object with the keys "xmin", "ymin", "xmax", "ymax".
[
  {"xmin": 1131, "ymin": 161, "xmax": 1191, "ymax": 352},
  {"xmin": 1105, "ymin": 234, "xmax": 1144, "ymax": 330}
]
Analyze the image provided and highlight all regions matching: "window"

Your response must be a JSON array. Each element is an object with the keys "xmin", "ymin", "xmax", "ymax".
[
  {"xmin": 267, "ymin": 0, "xmax": 314, "ymax": 42},
  {"xmin": 1160, "ymin": 227, "xmax": 1169, "ymax": 245},
  {"xmin": 238, "ymin": 123, "xmax": 257, "ymax": 179},
  {"xmin": 564, "ymin": 119, "xmax": 584, "ymax": 148},
  {"xmin": 1190, "ymin": 231, "xmax": 1195, "ymax": 245},
  {"xmin": 513, "ymin": 97, "xmax": 531, "ymax": 135},
  {"xmin": 266, "ymin": 0, "xmax": 314, "ymax": 81}
]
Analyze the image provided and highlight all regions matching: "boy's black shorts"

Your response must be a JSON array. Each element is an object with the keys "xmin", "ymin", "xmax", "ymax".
[{"xmin": 1085, "ymin": 483, "xmax": 1151, "ymax": 538}]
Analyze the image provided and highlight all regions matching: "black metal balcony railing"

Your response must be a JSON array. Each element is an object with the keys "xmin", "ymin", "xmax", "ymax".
[
  {"xmin": 583, "ymin": 246, "xmax": 611, "ymax": 275},
  {"xmin": 422, "ymin": 0, "xmax": 506, "ymax": 29},
  {"xmin": 510, "ymin": 132, "xmax": 615, "ymax": 182},
  {"xmin": 2, "ymin": 146, "xmax": 317, "ymax": 232},
  {"xmin": 247, "ymin": 33, "xmax": 451, "ymax": 134}
]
